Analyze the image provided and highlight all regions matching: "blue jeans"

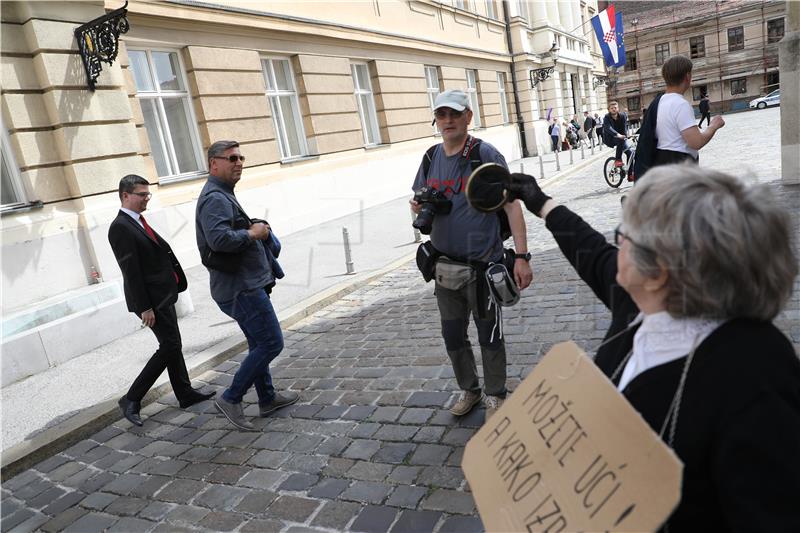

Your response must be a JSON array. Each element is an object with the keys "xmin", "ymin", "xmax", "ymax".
[
  {"xmin": 612, "ymin": 137, "xmax": 632, "ymax": 163},
  {"xmin": 216, "ymin": 288, "xmax": 283, "ymax": 405}
]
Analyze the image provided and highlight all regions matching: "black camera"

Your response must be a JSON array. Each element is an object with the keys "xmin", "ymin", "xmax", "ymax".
[{"xmin": 412, "ymin": 187, "xmax": 452, "ymax": 235}]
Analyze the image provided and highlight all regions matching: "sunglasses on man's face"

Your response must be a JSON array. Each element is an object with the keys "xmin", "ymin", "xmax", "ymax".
[
  {"xmin": 213, "ymin": 155, "xmax": 246, "ymax": 163},
  {"xmin": 434, "ymin": 109, "xmax": 464, "ymax": 120}
]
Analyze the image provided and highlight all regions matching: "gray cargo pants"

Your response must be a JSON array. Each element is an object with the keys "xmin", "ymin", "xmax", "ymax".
[{"xmin": 435, "ymin": 279, "xmax": 507, "ymax": 397}]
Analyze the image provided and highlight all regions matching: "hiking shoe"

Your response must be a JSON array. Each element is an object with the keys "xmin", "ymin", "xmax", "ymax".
[
  {"xmin": 259, "ymin": 391, "xmax": 300, "ymax": 417},
  {"xmin": 449, "ymin": 390, "xmax": 483, "ymax": 416},
  {"xmin": 484, "ymin": 395, "xmax": 505, "ymax": 421},
  {"xmin": 214, "ymin": 397, "xmax": 256, "ymax": 431}
]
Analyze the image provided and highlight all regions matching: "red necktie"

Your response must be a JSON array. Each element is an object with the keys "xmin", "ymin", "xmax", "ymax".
[
  {"xmin": 139, "ymin": 214, "xmax": 158, "ymax": 243},
  {"xmin": 141, "ymin": 215, "xmax": 180, "ymax": 284}
]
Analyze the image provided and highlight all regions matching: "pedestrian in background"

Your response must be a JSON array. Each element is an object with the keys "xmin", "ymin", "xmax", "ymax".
[
  {"xmin": 594, "ymin": 112, "xmax": 603, "ymax": 146},
  {"xmin": 109, "ymin": 175, "xmax": 215, "ymax": 427},
  {"xmin": 583, "ymin": 110, "xmax": 596, "ymax": 147},
  {"xmin": 549, "ymin": 117, "xmax": 560, "ymax": 152},
  {"xmin": 634, "ymin": 55, "xmax": 724, "ymax": 180},
  {"xmin": 508, "ymin": 164, "xmax": 800, "ymax": 530},
  {"xmin": 196, "ymin": 140, "xmax": 299, "ymax": 431},
  {"xmin": 698, "ymin": 93, "xmax": 711, "ymax": 128}
]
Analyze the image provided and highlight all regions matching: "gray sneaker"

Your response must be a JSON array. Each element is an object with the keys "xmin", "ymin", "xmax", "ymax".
[
  {"xmin": 259, "ymin": 391, "xmax": 300, "ymax": 417},
  {"xmin": 214, "ymin": 397, "xmax": 256, "ymax": 431},
  {"xmin": 484, "ymin": 395, "xmax": 504, "ymax": 422},
  {"xmin": 449, "ymin": 390, "xmax": 483, "ymax": 416}
]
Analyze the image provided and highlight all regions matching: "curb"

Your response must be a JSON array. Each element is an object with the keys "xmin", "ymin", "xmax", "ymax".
[{"xmin": 1, "ymin": 251, "xmax": 417, "ymax": 479}]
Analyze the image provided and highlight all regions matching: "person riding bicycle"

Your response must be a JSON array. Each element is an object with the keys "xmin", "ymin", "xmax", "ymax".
[{"xmin": 602, "ymin": 101, "xmax": 632, "ymax": 177}]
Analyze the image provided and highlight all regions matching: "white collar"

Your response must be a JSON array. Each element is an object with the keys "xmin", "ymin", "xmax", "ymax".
[
  {"xmin": 617, "ymin": 311, "xmax": 723, "ymax": 391},
  {"xmin": 120, "ymin": 207, "xmax": 141, "ymax": 223}
]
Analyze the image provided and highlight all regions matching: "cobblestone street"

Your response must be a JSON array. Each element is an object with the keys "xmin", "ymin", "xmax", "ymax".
[{"xmin": 2, "ymin": 108, "xmax": 797, "ymax": 532}]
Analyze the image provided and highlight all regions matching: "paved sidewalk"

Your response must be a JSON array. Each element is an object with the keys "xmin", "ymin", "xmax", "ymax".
[{"xmin": 0, "ymin": 142, "xmax": 610, "ymax": 475}]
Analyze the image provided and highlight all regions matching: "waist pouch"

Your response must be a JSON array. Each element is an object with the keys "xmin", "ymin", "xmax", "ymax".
[
  {"xmin": 485, "ymin": 262, "xmax": 520, "ymax": 307},
  {"xmin": 416, "ymin": 241, "xmax": 438, "ymax": 282},
  {"xmin": 435, "ymin": 257, "xmax": 476, "ymax": 291}
]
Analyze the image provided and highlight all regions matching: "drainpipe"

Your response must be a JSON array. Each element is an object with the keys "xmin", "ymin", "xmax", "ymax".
[{"xmin": 503, "ymin": 0, "xmax": 530, "ymax": 157}]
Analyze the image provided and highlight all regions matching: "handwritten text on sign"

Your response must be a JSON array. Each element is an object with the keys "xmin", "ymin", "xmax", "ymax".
[{"xmin": 462, "ymin": 342, "xmax": 682, "ymax": 532}]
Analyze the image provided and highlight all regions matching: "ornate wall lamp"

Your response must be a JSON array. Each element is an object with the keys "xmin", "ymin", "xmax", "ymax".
[
  {"xmin": 530, "ymin": 42, "xmax": 560, "ymax": 87},
  {"xmin": 74, "ymin": 1, "xmax": 130, "ymax": 91},
  {"xmin": 593, "ymin": 75, "xmax": 611, "ymax": 89}
]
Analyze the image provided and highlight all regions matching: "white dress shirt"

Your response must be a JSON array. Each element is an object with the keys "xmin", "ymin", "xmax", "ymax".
[{"xmin": 617, "ymin": 311, "xmax": 723, "ymax": 391}]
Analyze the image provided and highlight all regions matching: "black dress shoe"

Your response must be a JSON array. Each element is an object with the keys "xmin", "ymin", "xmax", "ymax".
[
  {"xmin": 178, "ymin": 389, "xmax": 216, "ymax": 409},
  {"xmin": 118, "ymin": 396, "xmax": 143, "ymax": 427}
]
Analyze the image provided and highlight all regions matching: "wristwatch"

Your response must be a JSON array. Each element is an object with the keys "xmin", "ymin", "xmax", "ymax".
[{"xmin": 514, "ymin": 252, "xmax": 532, "ymax": 261}]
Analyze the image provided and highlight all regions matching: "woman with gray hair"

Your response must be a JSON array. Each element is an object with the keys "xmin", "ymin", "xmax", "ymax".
[{"xmin": 509, "ymin": 164, "xmax": 800, "ymax": 529}]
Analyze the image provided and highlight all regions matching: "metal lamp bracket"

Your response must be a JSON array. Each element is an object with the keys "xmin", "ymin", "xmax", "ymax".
[
  {"xmin": 74, "ymin": 1, "xmax": 130, "ymax": 91},
  {"xmin": 530, "ymin": 66, "xmax": 555, "ymax": 87}
]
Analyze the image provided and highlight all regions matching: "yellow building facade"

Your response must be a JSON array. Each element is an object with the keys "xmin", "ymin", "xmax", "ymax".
[{"xmin": 1, "ymin": 0, "xmax": 607, "ymax": 383}]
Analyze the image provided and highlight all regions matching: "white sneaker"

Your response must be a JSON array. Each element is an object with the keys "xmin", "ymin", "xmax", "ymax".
[{"xmin": 484, "ymin": 395, "xmax": 504, "ymax": 421}]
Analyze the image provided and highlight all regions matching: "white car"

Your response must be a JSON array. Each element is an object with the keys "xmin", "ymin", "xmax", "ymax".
[{"xmin": 749, "ymin": 89, "xmax": 780, "ymax": 109}]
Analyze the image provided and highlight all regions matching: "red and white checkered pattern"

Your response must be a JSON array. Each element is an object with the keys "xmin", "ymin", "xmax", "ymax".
[{"xmin": 604, "ymin": 30, "xmax": 616, "ymax": 43}]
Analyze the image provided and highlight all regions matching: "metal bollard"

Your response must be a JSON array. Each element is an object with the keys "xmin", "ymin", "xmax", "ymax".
[
  {"xmin": 520, "ymin": 162, "xmax": 524, "ymax": 174},
  {"xmin": 555, "ymin": 149, "xmax": 561, "ymax": 171},
  {"xmin": 342, "ymin": 227, "xmax": 355, "ymax": 274},
  {"xmin": 591, "ymin": 142, "xmax": 595, "ymax": 155},
  {"xmin": 410, "ymin": 207, "xmax": 421, "ymax": 243},
  {"xmin": 538, "ymin": 154, "xmax": 545, "ymax": 179},
  {"xmin": 569, "ymin": 144, "xmax": 574, "ymax": 165},
  {"xmin": 581, "ymin": 142, "xmax": 585, "ymax": 160}
]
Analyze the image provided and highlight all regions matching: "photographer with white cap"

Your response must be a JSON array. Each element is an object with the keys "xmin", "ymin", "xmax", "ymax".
[{"xmin": 410, "ymin": 89, "xmax": 532, "ymax": 420}]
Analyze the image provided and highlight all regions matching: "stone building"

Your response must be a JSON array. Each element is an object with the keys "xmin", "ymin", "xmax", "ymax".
[
  {"xmin": 607, "ymin": 0, "xmax": 785, "ymax": 122},
  {"xmin": 0, "ymin": 0, "xmax": 608, "ymax": 384}
]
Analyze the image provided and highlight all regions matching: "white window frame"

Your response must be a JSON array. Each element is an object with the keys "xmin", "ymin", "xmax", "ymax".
[
  {"xmin": 425, "ymin": 65, "xmax": 441, "ymax": 133},
  {"xmin": 497, "ymin": 72, "xmax": 509, "ymax": 124},
  {"xmin": 351, "ymin": 63, "xmax": 382, "ymax": 146},
  {"xmin": 466, "ymin": 69, "xmax": 482, "ymax": 129},
  {"xmin": 1, "ymin": 124, "xmax": 27, "ymax": 211},
  {"xmin": 516, "ymin": 0, "xmax": 529, "ymax": 21},
  {"xmin": 261, "ymin": 57, "xmax": 309, "ymax": 161},
  {"xmin": 128, "ymin": 48, "xmax": 204, "ymax": 183},
  {"xmin": 454, "ymin": 0, "xmax": 468, "ymax": 10},
  {"xmin": 485, "ymin": 0, "xmax": 497, "ymax": 19}
]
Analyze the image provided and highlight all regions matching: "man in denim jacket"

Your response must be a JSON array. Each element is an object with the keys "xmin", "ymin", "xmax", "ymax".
[{"xmin": 196, "ymin": 140, "xmax": 298, "ymax": 431}]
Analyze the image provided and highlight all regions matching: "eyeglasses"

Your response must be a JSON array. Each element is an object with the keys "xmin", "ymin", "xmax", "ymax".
[
  {"xmin": 614, "ymin": 224, "xmax": 656, "ymax": 255},
  {"xmin": 213, "ymin": 155, "xmax": 246, "ymax": 163},
  {"xmin": 129, "ymin": 192, "xmax": 152, "ymax": 199},
  {"xmin": 434, "ymin": 109, "xmax": 464, "ymax": 120}
]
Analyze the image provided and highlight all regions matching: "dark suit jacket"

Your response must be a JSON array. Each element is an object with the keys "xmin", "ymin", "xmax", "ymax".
[{"xmin": 108, "ymin": 210, "xmax": 187, "ymax": 315}]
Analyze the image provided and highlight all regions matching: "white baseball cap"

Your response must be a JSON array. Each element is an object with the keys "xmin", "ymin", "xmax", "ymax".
[{"xmin": 433, "ymin": 89, "xmax": 471, "ymax": 112}]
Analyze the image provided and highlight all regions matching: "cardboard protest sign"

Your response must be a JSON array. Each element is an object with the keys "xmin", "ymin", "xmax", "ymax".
[{"xmin": 463, "ymin": 341, "xmax": 682, "ymax": 532}]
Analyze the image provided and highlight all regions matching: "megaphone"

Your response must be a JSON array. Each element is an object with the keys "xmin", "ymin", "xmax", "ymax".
[{"xmin": 464, "ymin": 162, "xmax": 513, "ymax": 213}]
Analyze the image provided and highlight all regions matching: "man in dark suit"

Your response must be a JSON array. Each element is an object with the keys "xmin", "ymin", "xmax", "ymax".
[{"xmin": 108, "ymin": 174, "xmax": 214, "ymax": 426}]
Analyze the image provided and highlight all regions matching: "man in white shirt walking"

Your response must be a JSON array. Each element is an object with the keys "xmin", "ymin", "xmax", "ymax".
[{"xmin": 653, "ymin": 55, "xmax": 724, "ymax": 166}]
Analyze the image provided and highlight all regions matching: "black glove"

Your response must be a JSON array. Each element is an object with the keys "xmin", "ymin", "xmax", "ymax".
[{"xmin": 508, "ymin": 173, "xmax": 551, "ymax": 217}]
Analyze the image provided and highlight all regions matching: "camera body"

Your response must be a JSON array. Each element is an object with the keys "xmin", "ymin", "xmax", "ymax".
[{"xmin": 413, "ymin": 187, "xmax": 452, "ymax": 235}]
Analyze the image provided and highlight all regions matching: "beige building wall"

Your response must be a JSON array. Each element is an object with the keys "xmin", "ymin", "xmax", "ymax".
[{"xmin": 3, "ymin": 0, "xmax": 589, "ymax": 382}]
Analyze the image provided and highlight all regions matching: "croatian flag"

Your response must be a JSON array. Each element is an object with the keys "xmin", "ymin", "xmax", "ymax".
[{"xmin": 591, "ymin": 4, "xmax": 626, "ymax": 68}]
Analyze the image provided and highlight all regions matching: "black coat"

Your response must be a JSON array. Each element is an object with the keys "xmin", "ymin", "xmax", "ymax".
[
  {"xmin": 108, "ymin": 211, "xmax": 187, "ymax": 315},
  {"xmin": 545, "ymin": 204, "xmax": 800, "ymax": 531}
]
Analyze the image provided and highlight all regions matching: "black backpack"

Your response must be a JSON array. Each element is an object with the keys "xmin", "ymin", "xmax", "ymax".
[
  {"xmin": 632, "ymin": 93, "xmax": 663, "ymax": 181},
  {"xmin": 421, "ymin": 138, "xmax": 512, "ymax": 240}
]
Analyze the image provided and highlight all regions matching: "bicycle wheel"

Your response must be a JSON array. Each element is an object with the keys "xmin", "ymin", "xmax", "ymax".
[{"xmin": 604, "ymin": 157, "xmax": 624, "ymax": 188}]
